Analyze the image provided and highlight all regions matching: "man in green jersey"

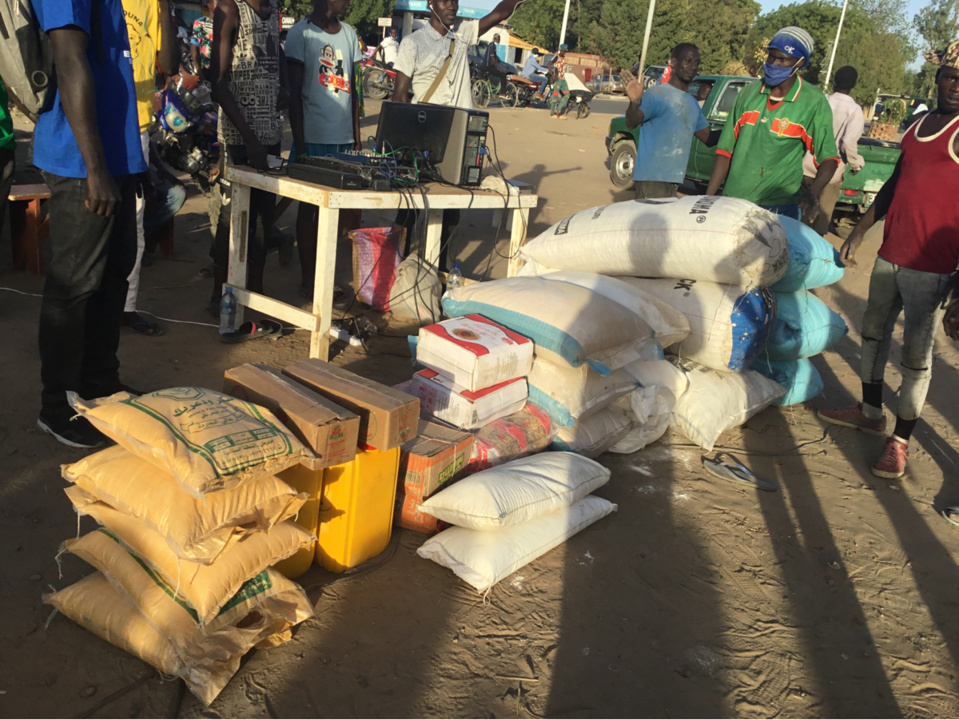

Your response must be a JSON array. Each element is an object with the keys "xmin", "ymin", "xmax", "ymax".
[{"xmin": 706, "ymin": 26, "xmax": 839, "ymax": 225}]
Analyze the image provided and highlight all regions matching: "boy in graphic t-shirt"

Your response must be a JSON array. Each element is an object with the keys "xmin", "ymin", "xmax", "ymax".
[{"xmin": 286, "ymin": 0, "xmax": 362, "ymax": 295}]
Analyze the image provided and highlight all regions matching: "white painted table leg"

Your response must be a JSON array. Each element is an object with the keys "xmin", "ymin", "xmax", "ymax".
[
  {"xmin": 227, "ymin": 183, "xmax": 251, "ymax": 325},
  {"xmin": 424, "ymin": 209, "xmax": 444, "ymax": 270},
  {"xmin": 507, "ymin": 207, "xmax": 530, "ymax": 277},
  {"xmin": 311, "ymin": 203, "xmax": 339, "ymax": 359}
]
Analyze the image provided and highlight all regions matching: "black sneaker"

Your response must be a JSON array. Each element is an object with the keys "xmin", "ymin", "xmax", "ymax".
[{"xmin": 37, "ymin": 414, "xmax": 108, "ymax": 449}]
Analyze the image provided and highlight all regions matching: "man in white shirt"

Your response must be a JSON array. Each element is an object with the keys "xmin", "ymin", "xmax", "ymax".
[
  {"xmin": 391, "ymin": 0, "xmax": 526, "ymax": 109},
  {"xmin": 802, "ymin": 65, "xmax": 866, "ymax": 235},
  {"xmin": 375, "ymin": 26, "xmax": 399, "ymax": 67},
  {"xmin": 390, "ymin": 0, "xmax": 526, "ymax": 270}
]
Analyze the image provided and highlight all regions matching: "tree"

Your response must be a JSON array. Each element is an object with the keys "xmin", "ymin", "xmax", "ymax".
[
  {"xmin": 582, "ymin": 0, "xmax": 758, "ymax": 74},
  {"xmin": 508, "ymin": 0, "xmax": 568, "ymax": 51},
  {"xmin": 910, "ymin": 0, "xmax": 959, "ymax": 97},
  {"xmin": 277, "ymin": 0, "xmax": 396, "ymax": 38}
]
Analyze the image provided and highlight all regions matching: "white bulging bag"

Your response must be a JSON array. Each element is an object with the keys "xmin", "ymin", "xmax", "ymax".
[
  {"xmin": 519, "ymin": 196, "xmax": 789, "ymax": 288},
  {"xmin": 622, "ymin": 359, "xmax": 690, "ymax": 403},
  {"xmin": 417, "ymin": 496, "xmax": 618, "ymax": 593},
  {"xmin": 442, "ymin": 277, "xmax": 656, "ymax": 374},
  {"xmin": 551, "ymin": 400, "xmax": 636, "ymax": 458},
  {"xmin": 527, "ymin": 357, "xmax": 638, "ymax": 427},
  {"xmin": 609, "ymin": 386, "xmax": 675, "ymax": 454},
  {"xmin": 418, "ymin": 451, "xmax": 610, "ymax": 530},
  {"xmin": 670, "ymin": 358, "xmax": 785, "ymax": 451},
  {"xmin": 622, "ymin": 278, "xmax": 776, "ymax": 373},
  {"xmin": 538, "ymin": 271, "xmax": 690, "ymax": 349}
]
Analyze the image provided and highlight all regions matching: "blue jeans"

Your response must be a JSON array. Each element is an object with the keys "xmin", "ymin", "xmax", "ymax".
[
  {"xmin": 525, "ymin": 73, "xmax": 548, "ymax": 95},
  {"xmin": 39, "ymin": 172, "xmax": 138, "ymax": 419},
  {"xmin": 860, "ymin": 256, "xmax": 952, "ymax": 421},
  {"xmin": 143, "ymin": 181, "xmax": 186, "ymax": 238}
]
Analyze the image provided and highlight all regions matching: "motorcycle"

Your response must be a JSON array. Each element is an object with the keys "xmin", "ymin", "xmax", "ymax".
[
  {"xmin": 152, "ymin": 74, "xmax": 220, "ymax": 191},
  {"xmin": 361, "ymin": 56, "xmax": 396, "ymax": 100}
]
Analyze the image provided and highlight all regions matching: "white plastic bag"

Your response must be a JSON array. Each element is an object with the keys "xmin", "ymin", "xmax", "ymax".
[
  {"xmin": 417, "ymin": 495, "xmax": 617, "ymax": 593},
  {"xmin": 538, "ymin": 271, "xmax": 690, "ymax": 349},
  {"xmin": 418, "ymin": 451, "xmax": 610, "ymax": 530},
  {"xmin": 443, "ymin": 277, "xmax": 656, "ymax": 374},
  {"xmin": 527, "ymin": 357, "xmax": 638, "ymax": 427},
  {"xmin": 551, "ymin": 400, "xmax": 636, "ymax": 458},
  {"xmin": 519, "ymin": 196, "xmax": 789, "ymax": 288},
  {"xmin": 622, "ymin": 359, "xmax": 690, "ymax": 403},
  {"xmin": 388, "ymin": 254, "xmax": 442, "ymax": 324},
  {"xmin": 609, "ymin": 386, "xmax": 674, "ymax": 454},
  {"xmin": 670, "ymin": 358, "xmax": 785, "ymax": 451},
  {"xmin": 622, "ymin": 278, "xmax": 776, "ymax": 373}
]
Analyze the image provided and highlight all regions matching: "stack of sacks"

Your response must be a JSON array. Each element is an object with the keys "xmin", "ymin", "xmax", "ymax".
[
  {"xmin": 443, "ymin": 274, "xmax": 681, "ymax": 457},
  {"xmin": 516, "ymin": 196, "xmax": 798, "ymax": 448},
  {"xmin": 409, "ymin": 314, "xmax": 535, "ymax": 430},
  {"xmin": 415, "ymin": 452, "xmax": 617, "ymax": 593},
  {"xmin": 45, "ymin": 388, "xmax": 316, "ymax": 706},
  {"xmin": 751, "ymin": 216, "xmax": 847, "ymax": 406}
]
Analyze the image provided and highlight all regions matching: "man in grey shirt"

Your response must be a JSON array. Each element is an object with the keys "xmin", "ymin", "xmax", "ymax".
[{"xmin": 802, "ymin": 65, "xmax": 865, "ymax": 235}]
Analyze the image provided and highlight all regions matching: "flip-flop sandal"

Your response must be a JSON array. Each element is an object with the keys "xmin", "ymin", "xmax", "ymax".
[
  {"xmin": 941, "ymin": 507, "xmax": 959, "ymax": 527},
  {"xmin": 220, "ymin": 320, "xmax": 283, "ymax": 344},
  {"xmin": 128, "ymin": 319, "xmax": 165, "ymax": 337},
  {"xmin": 702, "ymin": 452, "xmax": 778, "ymax": 492}
]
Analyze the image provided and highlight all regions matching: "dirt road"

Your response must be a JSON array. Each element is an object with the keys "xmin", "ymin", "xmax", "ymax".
[{"xmin": 2, "ymin": 96, "xmax": 959, "ymax": 718}]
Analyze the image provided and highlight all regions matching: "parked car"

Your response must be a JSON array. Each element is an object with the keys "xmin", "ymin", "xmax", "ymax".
[
  {"xmin": 593, "ymin": 73, "xmax": 624, "ymax": 94},
  {"xmin": 604, "ymin": 74, "xmax": 901, "ymax": 218}
]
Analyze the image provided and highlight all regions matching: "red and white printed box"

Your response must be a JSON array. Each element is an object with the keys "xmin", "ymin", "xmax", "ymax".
[
  {"xmin": 410, "ymin": 369, "xmax": 528, "ymax": 430},
  {"xmin": 417, "ymin": 314, "xmax": 534, "ymax": 392}
]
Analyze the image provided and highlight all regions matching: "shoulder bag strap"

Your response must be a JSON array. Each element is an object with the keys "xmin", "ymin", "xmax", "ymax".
[{"xmin": 421, "ymin": 37, "xmax": 455, "ymax": 104}]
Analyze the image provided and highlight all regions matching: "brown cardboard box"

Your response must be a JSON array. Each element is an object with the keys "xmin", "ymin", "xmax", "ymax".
[
  {"xmin": 400, "ymin": 420, "xmax": 473, "ymax": 501},
  {"xmin": 394, "ymin": 492, "xmax": 447, "ymax": 535},
  {"xmin": 224, "ymin": 363, "xmax": 360, "ymax": 468},
  {"xmin": 283, "ymin": 359, "xmax": 420, "ymax": 451}
]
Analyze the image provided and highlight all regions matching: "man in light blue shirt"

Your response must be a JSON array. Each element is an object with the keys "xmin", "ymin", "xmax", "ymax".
[
  {"xmin": 521, "ymin": 48, "xmax": 549, "ymax": 98},
  {"xmin": 621, "ymin": 43, "xmax": 715, "ymax": 199}
]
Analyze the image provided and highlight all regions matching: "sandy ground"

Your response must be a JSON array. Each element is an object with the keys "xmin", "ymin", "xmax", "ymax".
[{"xmin": 2, "ymin": 95, "xmax": 959, "ymax": 719}]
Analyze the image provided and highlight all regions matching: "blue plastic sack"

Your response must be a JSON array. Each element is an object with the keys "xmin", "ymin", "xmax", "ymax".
[
  {"xmin": 771, "ymin": 216, "xmax": 845, "ymax": 292},
  {"xmin": 751, "ymin": 357, "xmax": 824, "ymax": 406},
  {"xmin": 765, "ymin": 290, "xmax": 847, "ymax": 361}
]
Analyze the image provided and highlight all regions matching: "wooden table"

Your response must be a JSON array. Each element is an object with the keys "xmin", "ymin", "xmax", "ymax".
[{"xmin": 226, "ymin": 166, "xmax": 538, "ymax": 359}]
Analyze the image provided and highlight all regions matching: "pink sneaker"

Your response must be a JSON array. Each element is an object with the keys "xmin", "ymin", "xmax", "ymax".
[
  {"xmin": 872, "ymin": 437, "xmax": 908, "ymax": 479},
  {"xmin": 816, "ymin": 403, "xmax": 887, "ymax": 436}
]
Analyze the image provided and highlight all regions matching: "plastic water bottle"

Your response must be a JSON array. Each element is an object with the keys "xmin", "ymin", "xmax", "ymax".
[
  {"xmin": 219, "ymin": 287, "xmax": 237, "ymax": 334},
  {"xmin": 447, "ymin": 263, "xmax": 464, "ymax": 291},
  {"xmin": 443, "ymin": 263, "xmax": 464, "ymax": 315}
]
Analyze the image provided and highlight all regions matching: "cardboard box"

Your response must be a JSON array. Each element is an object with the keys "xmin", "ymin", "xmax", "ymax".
[
  {"xmin": 417, "ymin": 314, "xmax": 534, "ymax": 391},
  {"xmin": 224, "ymin": 363, "xmax": 360, "ymax": 468},
  {"xmin": 400, "ymin": 420, "xmax": 473, "ymax": 501},
  {"xmin": 283, "ymin": 359, "xmax": 420, "ymax": 451},
  {"xmin": 411, "ymin": 369, "xmax": 527, "ymax": 430},
  {"xmin": 394, "ymin": 491, "xmax": 447, "ymax": 535}
]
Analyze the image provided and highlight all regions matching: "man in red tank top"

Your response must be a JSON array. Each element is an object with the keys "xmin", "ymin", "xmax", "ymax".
[{"xmin": 818, "ymin": 39, "xmax": 959, "ymax": 480}]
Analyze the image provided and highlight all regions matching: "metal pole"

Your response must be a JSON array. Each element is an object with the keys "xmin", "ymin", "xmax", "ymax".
[
  {"xmin": 559, "ymin": 0, "xmax": 571, "ymax": 47},
  {"xmin": 824, "ymin": 0, "xmax": 848, "ymax": 91},
  {"xmin": 638, "ymin": 0, "xmax": 657, "ymax": 74}
]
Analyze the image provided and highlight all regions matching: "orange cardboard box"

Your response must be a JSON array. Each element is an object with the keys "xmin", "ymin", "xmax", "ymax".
[
  {"xmin": 400, "ymin": 420, "xmax": 473, "ymax": 501},
  {"xmin": 394, "ymin": 491, "xmax": 447, "ymax": 535},
  {"xmin": 224, "ymin": 363, "xmax": 359, "ymax": 468}
]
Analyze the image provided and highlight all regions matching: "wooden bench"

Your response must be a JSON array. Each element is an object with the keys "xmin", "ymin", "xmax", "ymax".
[{"xmin": 9, "ymin": 182, "xmax": 50, "ymax": 275}]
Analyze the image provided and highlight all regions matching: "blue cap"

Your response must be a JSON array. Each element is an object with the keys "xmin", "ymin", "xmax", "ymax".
[{"xmin": 768, "ymin": 26, "xmax": 814, "ymax": 63}]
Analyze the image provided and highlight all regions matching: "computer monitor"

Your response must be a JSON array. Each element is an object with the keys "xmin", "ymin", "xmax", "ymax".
[{"xmin": 374, "ymin": 101, "xmax": 489, "ymax": 186}]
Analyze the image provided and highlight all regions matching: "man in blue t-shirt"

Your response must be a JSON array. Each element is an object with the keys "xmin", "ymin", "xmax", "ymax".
[
  {"xmin": 620, "ymin": 43, "xmax": 716, "ymax": 199},
  {"xmin": 32, "ymin": 0, "xmax": 147, "ymax": 448}
]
